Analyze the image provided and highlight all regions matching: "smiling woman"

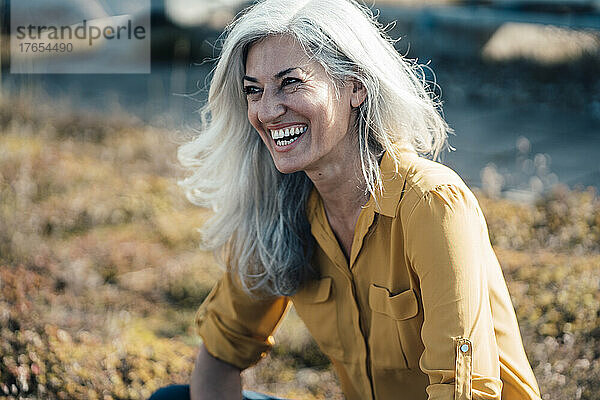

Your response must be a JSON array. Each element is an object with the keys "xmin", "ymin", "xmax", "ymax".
[
  {"xmin": 150, "ymin": 0, "xmax": 543, "ymax": 399},
  {"xmin": 244, "ymin": 35, "xmax": 364, "ymax": 176}
]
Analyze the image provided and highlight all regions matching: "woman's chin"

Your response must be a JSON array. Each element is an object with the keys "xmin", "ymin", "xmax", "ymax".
[
  {"xmin": 274, "ymin": 162, "xmax": 301, "ymax": 175},
  {"xmin": 271, "ymin": 156, "xmax": 305, "ymax": 174}
]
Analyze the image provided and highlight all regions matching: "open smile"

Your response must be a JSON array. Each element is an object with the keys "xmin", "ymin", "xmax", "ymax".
[{"xmin": 269, "ymin": 124, "xmax": 308, "ymax": 147}]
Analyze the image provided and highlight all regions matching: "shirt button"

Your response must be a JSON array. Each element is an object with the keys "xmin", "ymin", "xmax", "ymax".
[{"xmin": 460, "ymin": 343, "xmax": 470, "ymax": 353}]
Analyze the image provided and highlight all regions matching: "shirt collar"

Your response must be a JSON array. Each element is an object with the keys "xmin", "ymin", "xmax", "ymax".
[
  {"xmin": 307, "ymin": 143, "xmax": 418, "ymax": 221},
  {"xmin": 368, "ymin": 142, "xmax": 418, "ymax": 217}
]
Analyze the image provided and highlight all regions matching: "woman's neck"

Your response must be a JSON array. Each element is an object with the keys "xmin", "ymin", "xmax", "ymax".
[{"xmin": 305, "ymin": 147, "xmax": 369, "ymax": 238}]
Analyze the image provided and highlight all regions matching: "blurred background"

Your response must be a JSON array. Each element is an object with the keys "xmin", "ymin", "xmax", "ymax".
[{"xmin": 0, "ymin": 0, "xmax": 599, "ymax": 399}]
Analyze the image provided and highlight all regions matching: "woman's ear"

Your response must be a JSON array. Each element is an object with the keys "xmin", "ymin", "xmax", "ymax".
[{"xmin": 350, "ymin": 79, "xmax": 367, "ymax": 108}]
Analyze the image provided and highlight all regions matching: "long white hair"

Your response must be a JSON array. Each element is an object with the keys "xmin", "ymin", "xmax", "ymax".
[{"xmin": 178, "ymin": 0, "xmax": 452, "ymax": 296}]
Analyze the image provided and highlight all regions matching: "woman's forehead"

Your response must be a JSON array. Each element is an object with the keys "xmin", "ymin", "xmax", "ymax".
[{"xmin": 245, "ymin": 35, "xmax": 314, "ymax": 79}]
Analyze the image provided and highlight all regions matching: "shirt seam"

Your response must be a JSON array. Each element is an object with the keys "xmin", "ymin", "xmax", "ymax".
[{"xmin": 404, "ymin": 182, "xmax": 462, "ymax": 225}]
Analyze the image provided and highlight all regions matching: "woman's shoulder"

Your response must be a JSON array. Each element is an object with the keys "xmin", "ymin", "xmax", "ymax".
[
  {"xmin": 378, "ymin": 147, "xmax": 477, "ymax": 218},
  {"xmin": 394, "ymin": 155, "xmax": 479, "ymax": 220},
  {"xmin": 400, "ymin": 155, "xmax": 469, "ymax": 198}
]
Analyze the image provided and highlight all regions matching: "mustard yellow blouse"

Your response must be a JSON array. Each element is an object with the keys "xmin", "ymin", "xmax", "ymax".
[{"xmin": 195, "ymin": 144, "xmax": 542, "ymax": 400}]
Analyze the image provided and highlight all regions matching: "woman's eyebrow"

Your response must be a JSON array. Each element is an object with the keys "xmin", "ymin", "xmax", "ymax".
[
  {"xmin": 242, "ymin": 75, "xmax": 258, "ymax": 83},
  {"xmin": 275, "ymin": 67, "xmax": 300, "ymax": 79},
  {"xmin": 243, "ymin": 67, "xmax": 302, "ymax": 83}
]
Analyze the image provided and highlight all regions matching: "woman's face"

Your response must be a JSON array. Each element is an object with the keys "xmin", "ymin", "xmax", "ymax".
[{"xmin": 244, "ymin": 35, "xmax": 361, "ymax": 174}]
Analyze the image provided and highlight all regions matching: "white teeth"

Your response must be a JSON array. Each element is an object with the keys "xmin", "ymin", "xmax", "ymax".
[
  {"xmin": 269, "ymin": 125, "xmax": 307, "ymax": 140},
  {"xmin": 275, "ymin": 135, "xmax": 302, "ymax": 147}
]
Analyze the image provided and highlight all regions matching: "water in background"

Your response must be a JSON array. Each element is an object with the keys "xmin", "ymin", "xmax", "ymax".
[{"xmin": 2, "ymin": 1, "xmax": 599, "ymax": 200}]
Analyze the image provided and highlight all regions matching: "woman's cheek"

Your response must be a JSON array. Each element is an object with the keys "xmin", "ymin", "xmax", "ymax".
[{"xmin": 247, "ymin": 112, "xmax": 262, "ymax": 138}]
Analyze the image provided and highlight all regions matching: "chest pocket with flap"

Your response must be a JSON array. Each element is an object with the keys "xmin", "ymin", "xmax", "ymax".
[
  {"xmin": 292, "ymin": 277, "xmax": 345, "ymax": 361},
  {"xmin": 368, "ymin": 284, "xmax": 424, "ymax": 370}
]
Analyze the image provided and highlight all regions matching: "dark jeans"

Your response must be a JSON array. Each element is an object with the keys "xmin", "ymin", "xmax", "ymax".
[{"xmin": 148, "ymin": 384, "xmax": 287, "ymax": 400}]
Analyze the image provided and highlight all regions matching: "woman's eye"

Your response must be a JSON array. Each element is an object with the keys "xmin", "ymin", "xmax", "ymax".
[
  {"xmin": 243, "ymin": 86, "xmax": 262, "ymax": 96},
  {"xmin": 282, "ymin": 77, "xmax": 301, "ymax": 87}
]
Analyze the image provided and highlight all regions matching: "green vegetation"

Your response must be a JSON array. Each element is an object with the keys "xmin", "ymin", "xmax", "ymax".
[{"xmin": 0, "ymin": 94, "xmax": 598, "ymax": 399}]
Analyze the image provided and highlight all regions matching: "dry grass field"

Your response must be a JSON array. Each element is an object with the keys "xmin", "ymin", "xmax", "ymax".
[{"xmin": 0, "ymin": 92, "xmax": 599, "ymax": 399}]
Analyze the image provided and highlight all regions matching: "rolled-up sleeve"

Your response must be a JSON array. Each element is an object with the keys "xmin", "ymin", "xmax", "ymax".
[
  {"xmin": 405, "ymin": 183, "xmax": 503, "ymax": 399},
  {"xmin": 195, "ymin": 271, "xmax": 290, "ymax": 370}
]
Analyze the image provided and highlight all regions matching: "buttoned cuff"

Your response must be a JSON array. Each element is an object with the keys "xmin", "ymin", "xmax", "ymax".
[{"xmin": 454, "ymin": 337, "xmax": 472, "ymax": 400}]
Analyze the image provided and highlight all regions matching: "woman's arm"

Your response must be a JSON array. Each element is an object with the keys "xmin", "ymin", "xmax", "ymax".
[
  {"xmin": 405, "ymin": 183, "xmax": 503, "ymax": 399},
  {"xmin": 191, "ymin": 272, "xmax": 290, "ymax": 399},
  {"xmin": 190, "ymin": 344, "xmax": 243, "ymax": 400}
]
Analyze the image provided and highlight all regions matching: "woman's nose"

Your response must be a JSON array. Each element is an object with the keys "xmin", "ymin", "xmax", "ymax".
[{"xmin": 257, "ymin": 91, "xmax": 286, "ymax": 124}]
